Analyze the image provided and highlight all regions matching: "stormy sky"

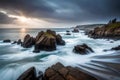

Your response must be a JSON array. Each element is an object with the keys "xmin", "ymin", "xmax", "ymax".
[{"xmin": 0, "ymin": 0, "xmax": 120, "ymax": 28}]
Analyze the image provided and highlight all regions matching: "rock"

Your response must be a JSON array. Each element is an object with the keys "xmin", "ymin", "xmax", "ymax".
[
  {"xmin": 72, "ymin": 28, "xmax": 79, "ymax": 33},
  {"xmin": 17, "ymin": 39, "xmax": 22, "ymax": 45},
  {"xmin": 87, "ymin": 19, "xmax": 120, "ymax": 39},
  {"xmin": 34, "ymin": 36, "xmax": 56, "ymax": 51},
  {"xmin": 65, "ymin": 32, "xmax": 71, "ymax": 35},
  {"xmin": 111, "ymin": 45, "xmax": 120, "ymax": 50},
  {"xmin": 17, "ymin": 67, "xmax": 37, "ymax": 80},
  {"xmin": 17, "ymin": 67, "xmax": 43, "ymax": 80},
  {"xmin": 12, "ymin": 41, "xmax": 17, "ymax": 44},
  {"xmin": 56, "ymin": 34, "xmax": 65, "ymax": 45},
  {"xmin": 20, "ymin": 30, "xmax": 65, "ymax": 53},
  {"xmin": 35, "ymin": 31, "xmax": 44, "ymax": 42},
  {"xmin": 22, "ymin": 34, "xmax": 35, "ymax": 48},
  {"xmin": 73, "ymin": 44, "xmax": 94, "ymax": 54},
  {"xmin": 3, "ymin": 39, "xmax": 11, "ymax": 43},
  {"xmin": 66, "ymin": 30, "xmax": 70, "ymax": 32},
  {"xmin": 44, "ymin": 62, "xmax": 97, "ymax": 80}
]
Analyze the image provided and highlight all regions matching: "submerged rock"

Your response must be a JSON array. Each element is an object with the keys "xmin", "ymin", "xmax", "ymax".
[
  {"xmin": 3, "ymin": 39, "xmax": 11, "ymax": 43},
  {"xmin": 44, "ymin": 62, "xmax": 97, "ymax": 80},
  {"xmin": 73, "ymin": 44, "xmax": 94, "ymax": 54}
]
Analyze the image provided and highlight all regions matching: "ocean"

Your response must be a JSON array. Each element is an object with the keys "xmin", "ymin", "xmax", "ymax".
[{"xmin": 0, "ymin": 28, "xmax": 120, "ymax": 80}]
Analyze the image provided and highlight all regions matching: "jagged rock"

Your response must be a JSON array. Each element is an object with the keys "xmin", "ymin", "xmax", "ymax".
[
  {"xmin": 34, "ymin": 36, "xmax": 56, "ymax": 51},
  {"xmin": 73, "ymin": 44, "xmax": 94, "ymax": 54},
  {"xmin": 3, "ymin": 39, "xmax": 11, "ymax": 43},
  {"xmin": 17, "ymin": 39, "xmax": 22, "ymax": 45},
  {"xmin": 33, "ymin": 30, "xmax": 65, "ymax": 53},
  {"xmin": 56, "ymin": 34, "xmax": 65, "ymax": 45},
  {"xmin": 88, "ymin": 19, "xmax": 120, "ymax": 39},
  {"xmin": 35, "ymin": 31, "xmax": 44, "ymax": 42},
  {"xmin": 111, "ymin": 45, "xmax": 120, "ymax": 50},
  {"xmin": 22, "ymin": 34, "xmax": 35, "ymax": 48},
  {"xmin": 12, "ymin": 41, "xmax": 17, "ymax": 44},
  {"xmin": 17, "ymin": 67, "xmax": 43, "ymax": 80},
  {"xmin": 44, "ymin": 62, "xmax": 97, "ymax": 80},
  {"xmin": 17, "ymin": 67, "xmax": 37, "ymax": 80},
  {"xmin": 21, "ymin": 30, "xmax": 65, "ymax": 53},
  {"xmin": 72, "ymin": 28, "xmax": 79, "ymax": 33}
]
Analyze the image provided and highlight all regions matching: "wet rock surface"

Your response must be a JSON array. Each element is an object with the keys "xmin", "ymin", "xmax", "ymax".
[
  {"xmin": 72, "ymin": 28, "xmax": 79, "ymax": 33},
  {"xmin": 73, "ymin": 44, "xmax": 94, "ymax": 54},
  {"xmin": 87, "ymin": 19, "xmax": 120, "ymax": 39},
  {"xmin": 17, "ymin": 67, "xmax": 43, "ymax": 80},
  {"xmin": 3, "ymin": 39, "xmax": 11, "ymax": 43},
  {"xmin": 44, "ymin": 62, "xmax": 97, "ymax": 80},
  {"xmin": 22, "ymin": 34, "xmax": 35, "ymax": 48},
  {"xmin": 20, "ymin": 29, "xmax": 65, "ymax": 53},
  {"xmin": 17, "ymin": 63, "xmax": 97, "ymax": 80}
]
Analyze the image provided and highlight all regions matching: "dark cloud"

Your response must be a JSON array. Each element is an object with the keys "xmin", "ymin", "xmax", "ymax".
[
  {"xmin": 0, "ymin": 0, "xmax": 120, "ymax": 23},
  {"xmin": 0, "ymin": 12, "xmax": 16, "ymax": 24}
]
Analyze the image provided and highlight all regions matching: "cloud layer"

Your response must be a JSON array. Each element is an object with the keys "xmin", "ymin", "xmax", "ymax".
[
  {"xmin": 0, "ymin": 12, "xmax": 16, "ymax": 24},
  {"xmin": 0, "ymin": 0, "xmax": 120, "ymax": 24}
]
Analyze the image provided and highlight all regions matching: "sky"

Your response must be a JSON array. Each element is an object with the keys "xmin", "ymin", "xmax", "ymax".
[{"xmin": 0, "ymin": 0, "xmax": 120, "ymax": 28}]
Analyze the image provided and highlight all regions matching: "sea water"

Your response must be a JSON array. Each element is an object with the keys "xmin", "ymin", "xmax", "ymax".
[{"xmin": 0, "ymin": 28, "xmax": 120, "ymax": 80}]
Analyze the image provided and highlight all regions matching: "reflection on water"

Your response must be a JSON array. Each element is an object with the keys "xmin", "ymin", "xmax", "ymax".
[{"xmin": 19, "ymin": 28, "xmax": 27, "ymax": 40}]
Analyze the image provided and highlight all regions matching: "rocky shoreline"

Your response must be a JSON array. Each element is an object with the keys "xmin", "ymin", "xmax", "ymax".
[
  {"xmin": 87, "ymin": 19, "xmax": 120, "ymax": 40},
  {"xmin": 17, "ymin": 62, "xmax": 97, "ymax": 80}
]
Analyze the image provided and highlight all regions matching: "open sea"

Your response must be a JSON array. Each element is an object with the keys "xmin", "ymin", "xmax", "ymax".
[{"xmin": 0, "ymin": 28, "xmax": 120, "ymax": 80}]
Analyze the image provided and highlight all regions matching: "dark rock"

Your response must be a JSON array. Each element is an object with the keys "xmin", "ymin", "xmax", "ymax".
[
  {"xmin": 87, "ymin": 19, "xmax": 120, "ymax": 39},
  {"xmin": 3, "ymin": 39, "xmax": 11, "ymax": 43},
  {"xmin": 111, "ymin": 45, "xmax": 120, "ymax": 50},
  {"xmin": 35, "ymin": 31, "xmax": 44, "ymax": 42},
  {"xmin": 72, "ymin": 28, "xmax": 79, "ymax": 33},
  {"xmin": 66, "ymin": 30, "xmax": 70, "ymax": 32},
  {"xmin": 44, "ymin": 62, "xmax": 97, "ymax": 80},
  {"xmin": 17, "ymin": 39, "xmax": 22, "ymax": 45},
  {"xmin": 66, "ymin": 32, "xmax": 71, "ymax": 35},
  {"xmin": 73, "ymin": 44, "xmax": 94, "ymax": 54},
  {"xmin": 22, "ymin": 34, "xmax": 35, "ymax": 48},
  {"xmin": 17, "ymin": 67, "xmax": 43, "ymax": 80},
  {"xmin": 34, "ymin": 36, "xmax": 56, "ymax": 51},
  {"xmin": 12, "ymin": 41, "xmax": 17, "ymax": 44},
  {"xmin": 56, "ymin": 34, "xmax": 65, "ymax": 45},
  {"xmin": 17, "ymin": 67, "xmax": 37, "ymax": 80}
]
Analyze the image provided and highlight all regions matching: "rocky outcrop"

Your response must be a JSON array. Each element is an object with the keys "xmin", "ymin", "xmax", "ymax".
[
  {"xmin": 17, "ymin": 63, "xmax": 97, "ymax": 80},
  {"xmin": 3, "ymin": 39, "xmax": 11, "ymax": 43},
  {"xmin": 17, "ymin": 39, "xmax": 22, "ymax": 45},
  {"xmin": 56, "ymin": 34, "xmax": 65, "ymax": 45},
  {"xmin": 17, "ymin": 67, "xmax": 43, "ymax": 80},
  {"xmin": 33, "ymin": 30, "xmax": 65, "ymax": 53},
  {"xmin": 73, "ymin": 44, "xmax": 94, "ymax": 54},
  {"xmin": 44, "ymin": 62, "xmax": 97, "ymax": 80},
  {"xmin": 111, "ymin": 45, "xmax": 120, "ymax": 50},
  {"xmin": 87, "ymin": 19, "xmax": 120, "ymax": 39},
  {"xmin": 72, "ymin": 28, "xmax": 79, "ymax": 33},
  {"xmin": 17, "ymin": 67, "xmax": 37, "ymax": 80},
  {"xmin": 20, "ymin": 30, "xmax": 65, "ymax": 52},
  {"xmin": 65, "ymin": 31, "xmax": 71, "ymax": 35},
  {"xmin": 22, "ymin": 34, "xmax": 35, "ymax": 48}
]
